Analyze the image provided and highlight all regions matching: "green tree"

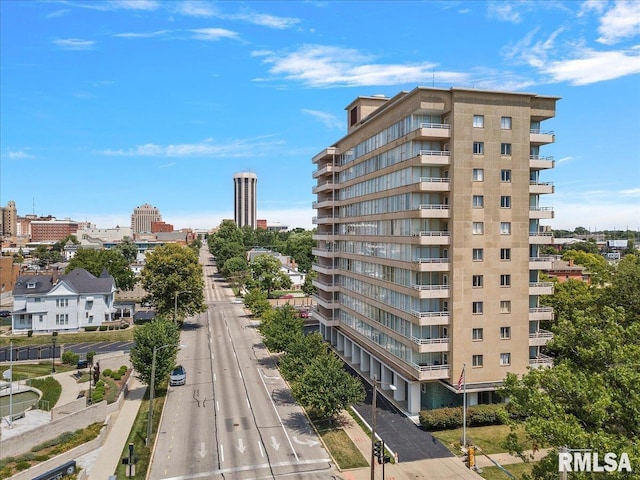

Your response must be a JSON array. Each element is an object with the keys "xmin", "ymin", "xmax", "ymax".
[
  {"xmin": 140, "ymin": 243, "xmax": 206, "ymax": 318},
  {"xmin": 282, "ymin": 230, "xmax": 316, "ymax": 273},
  {"xmin": 34, "ymin": 245, "xmax": 63, "ymax": 267},
  {"xmin": 249, "ymin": 254, "xmax": 291, "ymax": 296},
  {"xmin": 221, "ymin": 256, "xmax": 250, "ymax": 290},
  {"xmin": 564, "ymin": 240, "xmax": 599, "ymax": 255},
  {"xmin": 115, "ymin": 236, "xmax": 138, "ymax": 264},
  {"xmin": 243, "ymin": 288, "xmax": 272, "ymax": 317},
  {"xmin": 130, "ymin": 318, "xmax": 180, "ymax": 386},
  {"xmin": 500, "ymin": 306, "xmax": 640, "ymax": 480},
  {"xmin": 561, "ymin": 250, "xmax": 612, "ymax": 285},
  {"xmin": 66, "ymin": 248, "xmax": 137, "ymax": 290},
  {"xmin": 301, "ymin": 269, "xmax": 317, "ymax": 297},
  {"xmin": 279, "ymin": 332, "xmax": 327, "ymax": 383},
  {"xmin": 604, "ymin": 253, "xmax": 640, "ymax": 323},
  {"xmin": 258, "ymin": 304, "xmax": 303, "ymax": 352},
  {"xmin": 292, "ymin": 352, "xmax": 366, "ymax": 419}
]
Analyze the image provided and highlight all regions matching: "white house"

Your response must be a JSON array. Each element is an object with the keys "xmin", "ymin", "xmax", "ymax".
[{"xmin": 11, "ymin": 268, "xmax": 117, "ymax": 333}]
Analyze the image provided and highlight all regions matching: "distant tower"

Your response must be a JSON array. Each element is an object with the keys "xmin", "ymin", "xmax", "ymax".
[
  {"xmin": 234, "ymin": 172, "xmax": 257, "ymax": 229},
  {"xmin": 131, "ymin": 203, "xmax": 162, "ymax": 236},
  {"xmin": 1, "ymin": 200, "xmax": 17, "ymax": 237}
]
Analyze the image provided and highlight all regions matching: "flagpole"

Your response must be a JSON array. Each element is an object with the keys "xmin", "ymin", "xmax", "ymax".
[{"xmin": 462, "ymin": 363, "xmax": 466, "ymax": 450}]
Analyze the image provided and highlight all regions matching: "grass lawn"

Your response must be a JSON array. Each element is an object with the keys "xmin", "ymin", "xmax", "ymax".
[
  {"xmin": 479, "ymin": 461, "xmax": 534, "ymax": 480},
  {"xmin": 3, "ymin": 362, "xmax": 76, "ymax": 380},
  {"xmin": 311, "ymin": 416, "xmax": 368, "ymax": 469},
  {"xmin": 433, "ymin": 424, "xmax": 529, "ymax": 455},
  {"xmin": 0, "ymin": 328, "xmax": 135, "ymax": 347}
]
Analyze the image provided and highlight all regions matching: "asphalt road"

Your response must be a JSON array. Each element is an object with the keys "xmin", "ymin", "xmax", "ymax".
[{"xmin": 147, "ymin": 246, "xmax": 335, "ymax": 480}]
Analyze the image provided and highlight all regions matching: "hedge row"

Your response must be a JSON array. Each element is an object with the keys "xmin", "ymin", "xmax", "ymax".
[{"xmin": 419, "ymin": 404, "xmax": 507, "ymax": 431}]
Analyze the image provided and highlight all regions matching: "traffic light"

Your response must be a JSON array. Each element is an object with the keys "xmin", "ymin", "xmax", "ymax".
[
  {"xmin": 373, "ymin": 441, "xmax": 382, "ymax": 462},
  {"xmin": 93, "ymin": 363, "xmax": 100, "ymax": 385},
  {"xmin": 382, "ymin": 455, "xmax": 391, "ymax": 464}
]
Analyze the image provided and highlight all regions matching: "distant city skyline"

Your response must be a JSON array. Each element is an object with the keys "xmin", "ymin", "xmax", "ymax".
[{"xmin": 1, "ymin": 1, "xmax": 639, "ymax": 232}]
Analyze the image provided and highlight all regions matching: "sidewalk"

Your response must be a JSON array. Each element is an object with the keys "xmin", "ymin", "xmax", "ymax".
[{"xmin": 85, "ymin": 375, "xmax": 146, "ymax": 480}]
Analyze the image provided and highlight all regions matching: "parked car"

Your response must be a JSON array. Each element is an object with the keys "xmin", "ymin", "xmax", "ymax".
[
  {"xmin": 0, "ymin": 310, "xmax": 10, "ymax": 318},
  {"xmin": 280, "ymin": 294, "xmax": 294, "ymax": 299},
  {"xmin": 169, "ymin": 365, "xmax": 186, "ymax": 386}
]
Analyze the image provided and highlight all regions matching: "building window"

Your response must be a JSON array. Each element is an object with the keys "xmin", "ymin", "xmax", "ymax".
[
  {"xmin": 472, "ymin": 301, "xmax": 484, "ymax": 314},
  {"xmin": 473, "ymin": 248, "xmax": 484, "ymax": 261},
  {"xmin": 500, "ymin": 300, "xmax": 511, "ymax": 313},
  {"xmin": 500, "ymin": 248, "xmax": 511, "ymax": 260},
  {"xmin": 472, "ymin": 168, "xmax": 484, "ymax": 181},
  {"xmin": 473, "ymin": 195, "xmax": 484, "ymax": 208},
  {"xmin": 501, "ymin": 222, "xmax": 512, "ymax": 235},
  {"xmin": 501, "ymin": 169, "xmax": 511, "ymax": 182},
  {"xmin": 500, "ymin": 327, "xmax": 511, "ymax": 339},
  {"xmin": 472, "ymin": 275, "xmax": 484, "ymax": 288},
  {"xmin": 39, "ymin": 315, "xmax": 43, "ymax": 323},
  {"xmin": 500, "ymin": 196, "xmax": 511, "ymax": 208},
  {"xmin": 501, "ymin": 116, "xmax": 512, "ymax": 129},
  {"xmin": 350, "ymin": 106, "xmax": 358, "ymax": 126},
  {"xmin": 473, "ymin": 142, "xmax": 485, "ymax": 155},
  {"xmin": 473, "ymin": 115, "xmax": 484, "ymax": 128},
  {"xmin": 34, "ymin": 297, "xmax": 42, "ymax": 302},
  {"xmin": 501, "ymin": 143, "xmax": 512, "ymax": 155},
  {"xmin": 500, "ymin": 274, "xmax": 511, "ymax": 287},
  {"xmin": 472, "ymin": 328, "xmax": 484, "ymax": 341},
  {"xmin": 500, "ymin": 353, "xmax": 511, "ymax": 366},
  {"xmin": 473, "ymin": 354, "xmax": 484, "ymax": 367},
  {"xmin": 473, "ymin": 222, "xmax": 484, "ymax": 235},
  {"xmin": 56, "ymin": 298, "xmax": 69, "ymax": 308}
]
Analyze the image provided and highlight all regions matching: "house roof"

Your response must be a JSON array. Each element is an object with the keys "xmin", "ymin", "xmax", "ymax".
[{"xmin": 13, "ymin": 268, "xmax": 115, "ymax": 296}]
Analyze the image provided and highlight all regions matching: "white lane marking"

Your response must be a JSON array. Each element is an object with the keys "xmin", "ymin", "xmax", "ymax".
[
  {"xmin": 258, "ymin": 440, "xmax": 265, "ymax": 457},
  {"xmin": 216, "ymin": 400, "xmax": 219, "ymax": 412},
  {"xmin": 213, "ymin": 373, "xmax": 216, "ymax": 382},
  {"xmin": 220, "ymin": 444, "xmax": 224, "ymax": 462},
  {"xmin": 237, "ymin": 438, "xmax": 246, "ymax": 453},
  {"xmin": 246, "ymin": 397, "xmax": 251, "ymax": 409},
  {"xmin": 257, "ymin": 367, "xmax": 299, "ymax": 462}
]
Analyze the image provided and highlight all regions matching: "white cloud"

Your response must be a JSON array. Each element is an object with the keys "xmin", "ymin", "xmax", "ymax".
[
  {"xmin": 174, "ymin": 1, "xmax": 217, "ymax": 17},
  {"xmin": 487, "ymin": 2, "xmax": 522, "ymax": 23},
  {"xmin": 46, "ymin": 9, "xmax": 70, "ymax": 18},
  {"xmin": 54, "ymin": 38, "xmax": 95, "ymax": 50},
  {"xmin": 114, "ymin": 30, "xmax": 169, "ymax": 38},
  {"xmin": 226, "ymin": 12, "xmax": 300, "ymax": 29},
  {"xmin": 597, "ymin": 0, "xmax": 640, "ymax": 45},
  {"xmin": 108, "ymin": 0, "xmax": 159, "ymax": 11},
  {"xmin": 550, "ymin": 200, "xmax": 640, "ymax": 230},
  {"xmin": 556, "ymin": 156, "xmax": 576, "ymax": 164},
  {"xmin": 619, "ymin": 188, "xmax": 640, "ymax": 197},
  {"xmin": 302, "ymin": 109, "xmax": 344, "ymax": 130},
  {"xmin": 190, "ymin": 28, "xmax": 239, "ymax": 41},
  {"xmin": 256, "ymin": 44, "xmax": 467, "ymax": 88},
  {"xmin": 541, "ymin": 48, "xmax": 640, "ymax": 85},
  {"xmin": 4, "ymin": 150, "xmax": 36, "ymax": 159},
  {"xmin": 101, "ymin": 137, "xmax": 284, "ymax": 158},
  {"xmin": 578, "ymin": 0, "xmax": 606, "ymax": 17}
]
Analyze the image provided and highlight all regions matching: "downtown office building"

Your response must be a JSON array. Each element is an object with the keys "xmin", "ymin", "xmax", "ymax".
[{"xmin": 311, "ymin": 87, "xmax": 558, "ymax": 414}]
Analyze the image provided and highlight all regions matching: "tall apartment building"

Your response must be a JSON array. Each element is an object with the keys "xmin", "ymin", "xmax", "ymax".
[
  {"xmin": 234, "ymin": 172, "xmax": 258, "ymax": 229},
  {"xmin": 312, "ymin": 87, "xmax": 558, "ymax": 414},
  {"xmin": 1, "ymin": 200, "xmax": 17, "ymax": 237},
  {"xmin": 131, "ymin": 203, "xmax": 162, "ymax": 237}
]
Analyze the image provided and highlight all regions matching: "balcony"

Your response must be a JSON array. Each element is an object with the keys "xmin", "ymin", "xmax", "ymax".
[
  {"xmin": 530, "ymin": 129, "xmax": 555, "ymax": 145},
  {"xmin": 416, "ymin": 205, "xmax": 451, "ymax": 219},
  {"xmin": 529, "ymin": 181, "xmax": 554, "ymax": 195},
  {"xmin": 312, "ymin": 215, "xmax": 335, "ymax": 225},
  {"xmin": 411, "ymin": 230, "xmax": 451, "ymax": 245},
  {"xmin": 312, "ymin": 147, "xmax": 338, "ymax": 164},
  {"xmin": 529, "ymin": 306, "xmax": 554, "ymax": 321},
  {"xmin": 410, "ymin": 363, "xmax": 450, "ymax": 380},
  {"xmin": 312, "ymin": 279, "xmax": 338, "ymax": 292},
  {"xmin": 529, "ymin": 206, "xmax": 554, "ymax": 219},
  {"xmin": 529, "ymin": 329, "xmax": 553, "ymax": 347},
  {"xmin": 310, "ymin": 308, "xmax": 339, "ymax": 327},
  {"xmin": 529, "ymin": 256, "xmax": 555, "ymax": 270},
  {"xmin": 413, "ymin": 258, "xmax": 450, "ymax": 272},
  {"xmin": 312, "ymin": 180, "xmax": 335, "ymax": 194},
  {"xmin": 412, "ymin": 284, "xmax": 450, "ymax": 299},
  {"xmin": 313, "ymin": 232, "xmax": 336, "ymax": 242},
  {"xmin": 314, "ymin": 295, "xmax": 339, "ymax": 310},
  {"xmin": 312, "ymin": 163, "xmax": 335, "ymax": 178},
  {"xmin": 411, "ymin": 337, "xmax": 450, "ymax": 353},
  {"xmin": 417, "ymin": 150, "xmax": 451, "ymax": 166},
  {"xmin": 529, "ymin": 231, "xmax": 554, "ymax": 244},
  {"xmin": 410, "ymin": 311, "xmax": 450, "ymax": 326},
  {"xmin": 313, "ymin": 263, "xmax": 337, "ymax": 275},
  {"xmin": 529, "ymin": 282, "xmax": 554, "ymax": 295},
  {"xmin": 418, "ymin": 177, "xmax": 450, "ymax": 192},
  {"xmin": 415, "ymin": 123, "xmax": 451, "ymax": 140},
  {"xmin": 312, "ymin": 199, "xmax": 336, "ymax": 209},
  {"xmin": 312, "ymin": 247, "xmax": 336, "ymax": 257},
  {"xmin": 529, "ymin": 155, "xmax": 555, "ymax": 170},
  {"xmin": 529, "ymin": 353, "xmax": 553, "ymax": 369}
]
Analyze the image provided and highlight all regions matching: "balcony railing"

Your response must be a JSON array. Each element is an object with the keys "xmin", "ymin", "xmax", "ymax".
[
  {"xmin": 413, "ymin": 258, "xmax": 450, "ymax": 264},
  {"xmin": 530, "ymin": 129, "xmax": 555, "ymax": 135},
  {"xmin": 529, "ymin": 206, "xmax": 554, "ymax": 212},
  {"xmin": 417, "ymin": 205, "xmax": 450, "ymax": 211},
  {"xmin": 529, "ymin": 306, "xmax": 554, "ymax": 314},
  {"xmin": 529, "ymin": 330, "xmax": 553, "ymax": 340},
  {"xmin": 418, "ymin": 149, "xmax": 451, "ymax": 156},
  {"xmin": 419, "ymin": 177, "xmax": 450, "ymax": 183},
  {"xmin": 529, "ymin": 354, "xmax": 553, "ymax": 367},
  {"xmin": 410, "ymin": 310, "xmax": 449, "ymax": 318},
  {"xmin": 419, "ymin": 122, "xmax": 451, "ymax": 130},
  {"xmin": 412, "ymin": 284, "xmax": 449, "ymax": 290},
  {"xmin": 410, "ymin": 336, "xmax": 450, "ymax": 345},
  {"xmin": 412, "ymin": 230, "xmax": 450, "ymax": 236}
]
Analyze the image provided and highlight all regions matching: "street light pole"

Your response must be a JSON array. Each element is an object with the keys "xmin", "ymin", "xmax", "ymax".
[
  {"xmin": 51, "ymin": 332, "xmax": 58, "ymax": 373},
  {"xmin": 173, "ymin": 290, "xmax": 192, "ymax": 324},
  {"xmin": 370, "ymin": 374, "xmax": 397, "ymax": 480},
  {"xmin": 145, "ymin": 345, "xmax": 158, "ymax": 447}
]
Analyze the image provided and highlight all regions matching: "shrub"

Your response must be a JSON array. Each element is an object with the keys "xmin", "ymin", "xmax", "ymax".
[
  {"xmin": 419, "ymin": 407, "xmax": 463, "ymax": 430},
  {"xmin": 99, "ymin": 326, "xmax": 108, "ymax": 331},
  {"xmin": 112, "ymin": 373, "xmax": 122, "ymax": 380},
  {"xmin": 61, "ymin": 351, "xmax": 79, "ymax": 365},
  {"xmin": 119, "ymin": 365, "xmax": 128, "ymax": 375},
  {"xmin": 15, "ymin": 461, "xmax": 31, "ymax": 471},
  {"xmin": 102, "ymin": 368, "xmax": 113, "ymax": 378},
  {"xmin": 467, "ymin": 404, "xmax": 506, "ymax": 427},
  {"xmin": 84, "ymin": 326, "xmax": 98, "ymax": 332},
  {"xmin": 27, "ymin": 330, "xmax": 33, "ymax": 337}
]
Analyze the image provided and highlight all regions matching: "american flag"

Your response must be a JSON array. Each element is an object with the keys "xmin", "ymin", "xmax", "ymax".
[{"xmin": 456, "ymin": 366, "xmax": 465, "ymax": 391}]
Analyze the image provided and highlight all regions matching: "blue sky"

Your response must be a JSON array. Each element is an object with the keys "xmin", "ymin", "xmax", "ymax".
[{"xmin": 1, "ymin": 0, "xmax": 639, "ymax": 232}]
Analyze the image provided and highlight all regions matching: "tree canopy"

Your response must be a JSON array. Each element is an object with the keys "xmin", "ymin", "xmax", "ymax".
[
  {"xmin": 66, "ymin": 248, "xmax": 137, "ymax": 290},
  {"xmin": 249, "ymin": 254, "xmax": 292, "ymax": 296},
  {"xmin": 140, "ymin": 243, "xmax": 206, "ymax": 319},
  {"xmin": 130, "ymin": 318, "xmax": 181, "ymax": 386},
  {"xmin": 258, "ymin": 304, "xmax": 303, "ymax": 353}
]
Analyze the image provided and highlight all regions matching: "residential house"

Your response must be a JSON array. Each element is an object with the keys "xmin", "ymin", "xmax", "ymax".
[{"xmin": 11, "ymin": 268, "xmax": 116, "ymax": 333}]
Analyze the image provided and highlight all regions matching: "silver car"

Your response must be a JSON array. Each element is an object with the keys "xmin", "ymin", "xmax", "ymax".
[{"xmin": 169, "ymin": 365, "xmax": 186, "ymax": 386}]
